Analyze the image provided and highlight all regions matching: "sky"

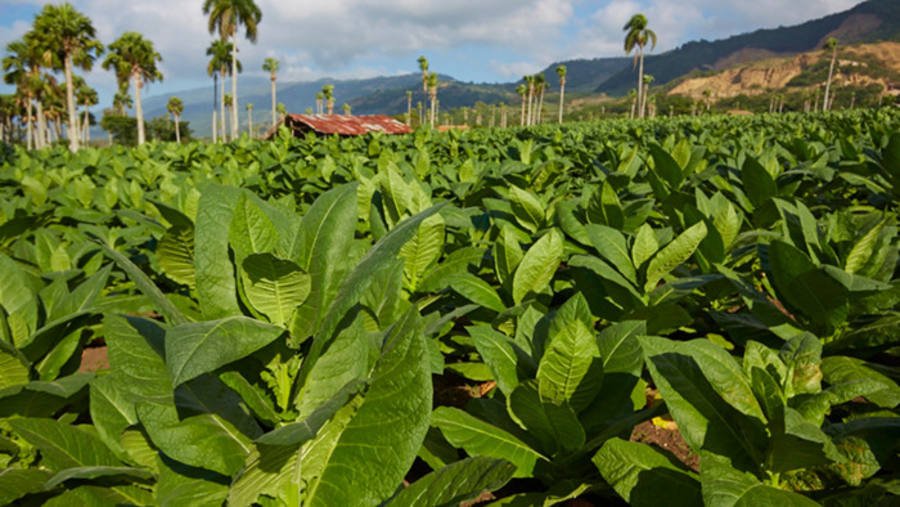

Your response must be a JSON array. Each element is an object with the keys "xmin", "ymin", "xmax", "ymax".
[{"xmin": 1, "ymin": 0, "xmax": 860, "ymax": 105}]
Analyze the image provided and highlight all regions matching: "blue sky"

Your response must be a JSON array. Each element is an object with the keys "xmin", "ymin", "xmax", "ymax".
[{"xmin": 1, "ymin": 0, "xmax": 859, "ymax": 105}]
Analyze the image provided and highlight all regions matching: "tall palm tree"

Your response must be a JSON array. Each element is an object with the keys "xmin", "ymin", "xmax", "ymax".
[
  {"xmin": 524, "ymin": 75, "xmax": 535, "ymax": 126},
  {"xmin": 224, "ymin": 93, "xmax": 233, "ymax": 131},
  {"xmin": 167, "ymin": 96, "xmax": 184, "ymax": 143},
  {"xmin": 262, "ymin": 57, "xmax": 278, "ymax": 127},
  {"xmin": 628, "ymin": 88, "xmax": 637, "ymax": 119},
  {"xmin": 315, "ymin": 91, "xmax": 324, "ymax": 114},
  {"xmin": 203, "ymin": 0, "xmax": 262, "ymax": 139},
  {"xmin": 623, "ymin": 13, "xmax": 657, "ymax": 119},
  {"xmin": 103, "ymin": 32, "xmax": 162, "ymax": 145},
  {"xmin": 556, "ymin": 65, "xmax": 567, "ymax": 124},
  {"xmin": 406, "ymin": 90, "xmax": 413, "ymax": 126},
  {"xmin": 32, "ymin": 3, "xmax": 103, "ymax": 152},
  {"xmin": 75, "ymin": 78, "xmax": 97, "ymax": 144},
  {"xmin": 342, "ymin": 103, "xmax": 351, "ymax": 116},
  {"xmin": 246, "ymin": 102, "xmax": 254, "ymax": 137},
  {"xmin": 322, "ymin": 85, "xmax": 335, "ymax": 114},
  {"xmin": 206, "ymin": 39, "xmax": 238, "ymax": 141},
  {"xmin": 534, "ymin": 73, "xmax": 546, "ymax": 124},
  {"xmin": 516, "ymin": 84, "xmax": 527, "ymax": 126},
  {"xmin": 822, "ymin": 37, "xmax": 839, "ymax": 112},
  {"xmin": 417, "ymin": 56, "xmax": 429, "ymax": 94},
  {"xmin": 427, "ymin": 72, "xmax": 438, "ymax": 129},
  {"xmin": 2, "ymin": 38, "xmax": 41, "ymax": 149}
]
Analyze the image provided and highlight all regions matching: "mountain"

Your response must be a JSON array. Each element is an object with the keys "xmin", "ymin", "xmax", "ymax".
[{"xmin": 594, "ymin": 0, "xmax": 900, "ymax": 94}]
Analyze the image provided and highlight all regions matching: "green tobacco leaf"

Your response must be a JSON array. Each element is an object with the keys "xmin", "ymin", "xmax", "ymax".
[
  {"xmin": 8, "ymin": 418, "xmax": 122, "ymax": 471},
  {"xmin": 257, "ymin": 380, "xmax": 363, "ymax": 446},
  {"xmin": 301, "ymin": 310, "xmax": 432, "ymax": 506},
  {"xmin": 599, "ymin": 320, "xmax": 646, "ymax": 376},
  {"xmin": 509, "ymin": 185, "xmax": 545, "ymax": 233},
  {"xmin": 468, "ymin": 325, "xmax": 520, "ymax": 395},
  {"xmin": 586, "ymin": 224, "xmax": 636, "ymax": 283},
  {"xmin": 166, "ymin": 316, "xmax": 284, "ymax": 387},
  {"xmin": 297, "ymin": 204, "xmax": 444, "ymax": 390},
  {"xmin": 400, "ymin": 213, "xmax": 445, "ymax": 290},
  {"xmin": 593, "ymin": 438, "xmax": 700, "ymax": 507},
  {"xmin": 101, "ymin": 243, "xmax": 188, "ymax": 326},
  {"xmin": 845, "ymin": 220, "xmax": 885, "ymax": 274},
  {"xmin": 137, "ymin": 403, "xmax": 252, "ymax": 477},
  {"xmin": 766, "ymin": 408, "xmax": 839, "ymax": 473},
  {"xmin": 241, "ymin": 253, "xmax": 311, "ymax": 326},
  {"xmin": 766, "ymin": 241, "xmax": 848, "ymax": 331},
  {"xmin": 158, "ymin": 225, "xmax": 196, "ymax": 289},
  {"xmin": 219, "ymin": 371, "xmax": 279, "ymax": 426},
  {"xmin": 156, "ymin": 456, "xmax": 229, "ymax": 507},
  {"xmin": 649, "ymin": 143, "xmax": 685, "ymax": 189},
  {"xmin": 587, "ymin": 181, "xmax": 625, "ymax": 229},
  {"xmin": 290, "ymin": 183, "xmax": 360, "ymax": 339},
  {"xmin": 512, "ymin": 229, "xmax": 564, "ymax": 304},
  {"xmin": 228, "ymin": 191, "xmax": 279, "ymax": 267},
  {"xmin": 432, "ymin": 406, "xmax": 545, "ymax": 478},
  {"xmin": 0, "ymin": 468, "xmax": 52, "ymax": 506},
  {"xmin": 387, "ymin": 457, "xmax": 516, "ymax": 507},
  {"xmin": 0, "ymin": 350, "xmax": 29, "ymax": 391},
  {"xmin": 644, "ymin": 221, "xmax": 707, "ymax": 292},
  {"xmin": 228, "ymin": 443, "xmax": 301, "ymax": 507},
  {"xmin": 537, "ymin": 292, "xmax": 601, "ymax": 408},
  {"xmin": 640, "ymin": 337, "xmax": 767, "ymax": 472},
  {"xmin": 195, "ymin": 183, "xmax": 243, "ymax": 319},
  {"xmin": 43, "ymin": 465, "xmax": 153, "ymax": 490},
  {"xmin": 742, "ymin": 157, "xmax": 777, "ymax": 208},
  {"xmin": 700, "ymin": 452, "xmax": 818, "ymax": 507},
  {"xmin": 822, "ymin": 356, "xmax": 900, "ymax": 408},
  {"xmin": 447, "ymin": 273, "xmax": 506, "ymax": 313},
  {"xmin": 494, "ymin": 226, "xmax": 524, "ymax": 289},
  {"xmin": 632, "ymin": 224, "xmax": 659, "ymax": 269},
  {"xmin": 508, "ymin": 382, "xmax": 585, "ymax": 455}
]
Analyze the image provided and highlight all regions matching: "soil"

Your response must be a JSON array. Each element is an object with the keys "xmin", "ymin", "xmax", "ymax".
[
  {"xmin": 630, "ymin": 420, "xmax": 700, "ymax": 471},
  {"xmin": 79, "ymin": 345, "xmax": 109, "ymax": 372}
]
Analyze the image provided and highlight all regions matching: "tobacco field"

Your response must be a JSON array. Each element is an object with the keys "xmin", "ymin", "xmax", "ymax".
[{"xmin": 0, "ymin": 109, "xmax": 898, "ymax": 506}]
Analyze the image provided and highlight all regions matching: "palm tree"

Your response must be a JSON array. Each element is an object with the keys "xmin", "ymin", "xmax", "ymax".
[
  {"xmin": 167, "ymin": 96, "xmax": 184, "ymax": 143},
  {"xmin": 822, "ymin": 37, "xmax": 838, "ymax": 112},
  {"xmin": 322, "ymin": 85, "xmax": 335, "ymax": 114},
  {"xmin": 516, "ymin": 84, "xmax": 527, "ymax": 126},
  {"xmin": 246, "ymin": 102, "xmax": 254, "ymax": 138},
  {"xmin": 342, "ymin": 103, "xmax": 351, "ymax": 116},
  {"xmin": 113, "ymin": 87, "xmax": 132, "ymax": 115},
  {"xmin": 2, "ymin": 38, "xmax": 41, "ymax": 149},
  {"xmin": 315, "ymin": 91, "xmax": 324, "ymax": 114},
  {"xmin": 628, "ymin": 88, "xmax": 637, "ymax": 119},
  {"xmin": 262, "ymin": 57, "xmax": 278, "ymax": 127},
  {"xmin": 406, "ymin": 90, "xmax": 413, "ymax": 126},
  {"xmin": 702, "ymin": 89, "xmax": 712, "ymax": 112},
  {"xmin": 524, "ymin": 76, "xmax": 534, "ymax": 126},
  {"xmin": 427, "ymin": 72, "xmax": 438, "ymax": 129},
  {"xmin": 535, "ymin": 73, "xmax": 546, "ymax": 124},
  {"xmin": 642, "ymin": 74, "xmax": 655, "ymax": 118},
  {"xmin": 103, "ymin": 32, "xmax": 163, "ymax": 145},
  {"xmin": 203, "ymin": 0, "xmax": 262, "ymax": 139},
  {"xmin": 75, "ymin": 78, "xmax": 97, "ymax": 144},
  {"xmin": 206, "ymin": 39, "xmax": 238, "ymax": 141},
  {"xmin": 31, "ymin": 3, "xmax": 103, "ymax": 152},
  {"xmin": 623, "ymin": 13, "xmax": 657, "ymax": 119},
  {"xmin": 417, "ymin": 56, "xmax": 429, "ymax": 94},
  {"xmin": 556, "ymin": 65, "xmax": 567, "ymax": 124},
  {"xmin": 224, "ymin": 93, "xmax": 233, "ymax": 131}
]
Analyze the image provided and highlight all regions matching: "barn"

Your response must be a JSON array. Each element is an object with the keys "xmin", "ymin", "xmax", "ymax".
[{"xmin": 265, "ymin": 114, "xmax": 412, "ymax": 138}]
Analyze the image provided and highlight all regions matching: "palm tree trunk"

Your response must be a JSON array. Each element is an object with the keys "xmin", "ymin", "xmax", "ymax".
[
  {"xmin": 175, "ymin": 114, "xmax": 181, "ymax": 143},
  {"xmin": 526, "ymin": 85, "xmax": 534, "ymax": 126},
  {"xmin": 64, "ymin": 55, "xmax": 79, "ymax": 152},
  {"xmin": 538, "ymin": 87, "xmax": 545, "ymax": 124},
  {"xmin": 630, "ymin": 98, "xmax": 636, "ymax": 119},
  {"xmin": 231, "ymin": 36, "xmax": 239, "ymax": 139},
  {"xmin": 407, "ymin": 96, "xmax": 412, "ymax": 126},
  {"xmin": 247, "ymin": 109, "xmax": 253, "ymax": 138},
  {"xmin": 823, "ymin": 48, "xmax": 836, "ymax": 112},
  {"xmin": 135, "ymin": 73, "xmax": 145, "ymax": 145},
  {"xmin": 520, "ymin": 95, "xmax": 526, "ymax": 126},
  {"xmin": 270, "ymin": 77, "xmax": 276, "ymax": 128},
  {"xmin": 429, "ymin": 91, "xmax": 436, "ymax": 129},
  {"xmin": 558, "ymin": 79, "xmax": 565, "ymax": 124},
  {"xmin": 637, "ymin": 49, "xmax": 645, "ymax": 119},
  {"xmin": 220, "ymin": 70, "xmax": 227, "ymax": 141},
  {"xmin": 35, "ymin": 100, "xmax": 45, "ymax": 149},
  {"xmin": 82, "ymin": 106, "xmax": 89, "ymax": 144},
  {"xmin": 26, "ymin": 98, "xmax": 33, "ymax": 150},
  {"xmin": 212, "ymin": 110, "xmax": 217, "ymax": 142}
]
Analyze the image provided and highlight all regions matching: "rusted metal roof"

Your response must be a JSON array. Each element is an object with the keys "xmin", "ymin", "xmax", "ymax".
[{"xmin": 282, "ymin": 114, "xmax": 412, "ymax": 136}]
